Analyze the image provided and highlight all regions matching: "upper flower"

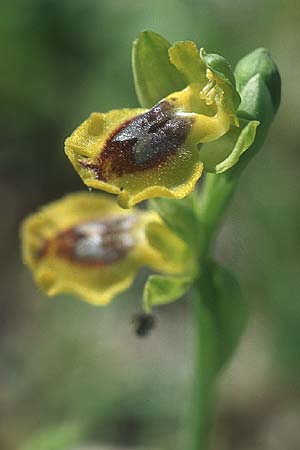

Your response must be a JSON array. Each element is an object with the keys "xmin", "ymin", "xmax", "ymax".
[{"xmin": 65, "ymin": 36, "xmax": 248, "ymax": 208}]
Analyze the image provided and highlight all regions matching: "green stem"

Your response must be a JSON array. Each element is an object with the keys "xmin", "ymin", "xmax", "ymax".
[
  {"xmin": 191, "ymin": 267, "xmax": 219, "ymax": 450},
  {"xmin": 189, "ymin": 65, "xmax": 275, "ymax": 449},
  {"xmin": 198, "ymin": 171, "xmax": 239, "ymax": 252},
  {"xmin": 190, "ymin": 171, "xmax": 240, "ymax": 450}
]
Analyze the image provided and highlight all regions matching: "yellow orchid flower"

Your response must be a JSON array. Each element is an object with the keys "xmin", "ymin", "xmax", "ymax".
[
  {"xmin": 21, "ymin": 192, "xmax": 192, "ymax": 305},
  {"xmin": 65, "ymin": 41, "xmax": 240, "ymax": 209}
]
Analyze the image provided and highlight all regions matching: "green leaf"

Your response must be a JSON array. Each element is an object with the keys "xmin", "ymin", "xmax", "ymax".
[
  {"xmin": 150, "ymin": 197, "xmax": 201, "ymax": 248},
  {"xmin": 143, "ymin": 274, "xmax": 192, "ymax": 311},
  {"xmin": 200, "ymin": 118, "xmax": 259, "ymax": 173},
  {"xmin": 209, "ymin": 261, "xmax": 249, "ymax": 370},
  {"xmin": 132, "ymin": 30, "xmax": 185, "ymax": 108},
  {"xmin": 235, "ymin": 47, "xmax": 281, "ymax": 113}
]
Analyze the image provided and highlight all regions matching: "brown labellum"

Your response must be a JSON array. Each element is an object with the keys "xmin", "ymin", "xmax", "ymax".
[
  {"xmin": 38, "ymin": 215, "xmax": 137, "ymax": 266},
  {"xmin": 81, "ymin": 100, "xmax": 192, "ymax": 181}
]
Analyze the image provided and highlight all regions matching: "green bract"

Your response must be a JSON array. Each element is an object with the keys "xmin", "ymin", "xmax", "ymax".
[{"xmin": 143, "ymin": 274, "xmax": 193, "ymax": 312}]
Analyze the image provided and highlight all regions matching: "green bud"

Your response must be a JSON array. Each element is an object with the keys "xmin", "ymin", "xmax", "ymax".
[
  {"xmin": 235, "ymin": 48, "xmax": 281, "ymax": 114},
  {"xmin": 238, "ymin": 74, "xmax": 274, "ymax": 139}
]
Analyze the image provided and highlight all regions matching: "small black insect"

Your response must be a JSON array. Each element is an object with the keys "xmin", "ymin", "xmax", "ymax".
[{"xmin": 132, "ymin": 313, "xmax": 156, "ymax": 337}]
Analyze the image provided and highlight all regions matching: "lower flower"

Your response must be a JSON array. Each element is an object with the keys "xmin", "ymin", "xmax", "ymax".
[{"xmin": 21, "ymin": 192, "xmax": 191, "ymax": 305}]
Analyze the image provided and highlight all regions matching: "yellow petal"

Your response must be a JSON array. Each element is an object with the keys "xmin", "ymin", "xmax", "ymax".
[
  {"xmin": 166, "ymin": 83, "xmax": 231, "ymax": 143},
  {"xmin": 21, "ymin": 192, "xmax": 190, "ymax": 305},
  {"xmin": 168, "ymin": 41, "xmax": 207, "ymax": 85}
]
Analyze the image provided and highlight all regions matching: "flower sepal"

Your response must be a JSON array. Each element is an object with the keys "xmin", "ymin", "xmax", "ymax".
[{"xmin": 132, "ymin": 30, "xmax": 185, "ymax": 108}]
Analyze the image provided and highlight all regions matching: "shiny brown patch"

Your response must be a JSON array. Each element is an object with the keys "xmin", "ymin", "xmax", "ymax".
[
  {"xmin": 81, "ymin": 100, "xmax": 192, "ymax": 181},
  {"xmin": 37, "ymin": 215, "xmax": 137, "ymax": 266}
]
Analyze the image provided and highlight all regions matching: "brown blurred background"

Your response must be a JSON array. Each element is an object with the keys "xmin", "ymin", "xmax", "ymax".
[{"xmin": 1, "ymin": 0, "xmax": 300, "ymax": 449}]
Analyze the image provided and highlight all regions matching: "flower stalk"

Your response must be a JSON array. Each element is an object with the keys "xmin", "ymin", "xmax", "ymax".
[
  {"xmin": 191, "ymin": 267, "xmax": 219, "ymax": 450},
  {"xmin": 188, "ymin": 174, "xmax": 235, "ymax": 450},
  {"xmin": 189, "ymin": 42, "xmax": 280, "ymax": 446}
]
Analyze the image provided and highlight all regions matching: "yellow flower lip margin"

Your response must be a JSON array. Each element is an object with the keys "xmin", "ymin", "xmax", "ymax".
[
  {"xmin": 65, "ymin": 39, "xmax": 241, "ymax": 208},
  {"xmin": 21, "ymin": 192, "xmax": 191, "ymax": 305},
  {"xmin": 65, "ymin": 102, "xmax": 204, "ymax": 209}
]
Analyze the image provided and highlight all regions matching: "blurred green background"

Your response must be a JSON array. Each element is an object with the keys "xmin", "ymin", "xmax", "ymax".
[{"xmin": 1, "ymin": 0, "xmax": 299, "ymax": 449}]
